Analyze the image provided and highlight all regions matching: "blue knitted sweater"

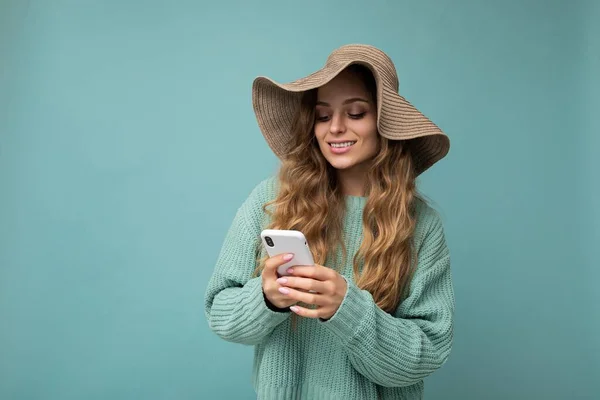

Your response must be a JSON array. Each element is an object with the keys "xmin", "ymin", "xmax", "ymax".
[{"xmin": 204, "ymin": 176, "xmax": 454, "ymax": 399}]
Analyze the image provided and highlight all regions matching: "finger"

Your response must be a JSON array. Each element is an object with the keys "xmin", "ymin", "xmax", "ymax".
[
  {"xmin": 276, "ymin": 276, "xmax": 329, "ymax": 294},
  {"xmin": 290, "ymin": 305, "xmax": 322, "ymax": 319},
  {"xmin": 264, "ymin": 253, "xmax": 294, "ymax": 274},
  {"xmin": 288, "ymin": 264, "xmax": 334, "ymax": 281},
  {"xmin": 278, "ymin": 286, "xmax": 328, "ymax": 306}
]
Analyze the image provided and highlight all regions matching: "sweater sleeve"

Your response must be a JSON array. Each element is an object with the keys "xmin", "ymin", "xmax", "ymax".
[
  {"xmin": 204, "ymin": 182, "xmax": 290, "ymax": 345},
  {"xmin": 320, "ymin": 209, "xmax": 454, "ymax": 387}
]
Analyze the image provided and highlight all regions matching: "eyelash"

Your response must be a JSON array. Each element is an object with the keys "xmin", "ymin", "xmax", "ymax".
[
  {"xmin": 349, "ymin": 112, "xmax": 366, "ymax": 119},
  {"xmin": 316, "ymin": 112, "xmax": 366, "ymax": 122}
]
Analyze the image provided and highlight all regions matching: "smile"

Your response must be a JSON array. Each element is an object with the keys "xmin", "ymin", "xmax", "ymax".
[
  {"xmin": 328, "ymin": 141, "xmax": 356, "ymax": 154},
  {"xmin": 328, "ymin": 141, "xmax": 356, "ymax": 148}
]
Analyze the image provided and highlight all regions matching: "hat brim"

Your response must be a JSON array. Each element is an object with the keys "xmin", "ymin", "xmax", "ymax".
[{"xmin": 252, "ymin": 59, "xmax": 449, "ymax": 176}]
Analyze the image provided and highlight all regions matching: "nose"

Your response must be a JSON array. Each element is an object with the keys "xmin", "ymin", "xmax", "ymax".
[{"xmin": 329, "ymin": 113, "xmax": 346, "ymax": 134}]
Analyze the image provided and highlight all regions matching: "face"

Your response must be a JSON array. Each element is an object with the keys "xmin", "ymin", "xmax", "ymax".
[{"xmin": 314, "ymin": 69, "xmax": 379, "ymax": 173}]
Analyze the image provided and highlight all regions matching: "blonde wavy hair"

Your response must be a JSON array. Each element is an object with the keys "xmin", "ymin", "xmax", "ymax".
[{"xmin": 255, "ymin": 64, "xmax": 422, "ymax": 314}]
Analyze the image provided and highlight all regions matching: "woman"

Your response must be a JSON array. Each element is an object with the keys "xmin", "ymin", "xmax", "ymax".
[{"xmin": 205, "ymin": 44, "xmax": 454, "ymax": 399}]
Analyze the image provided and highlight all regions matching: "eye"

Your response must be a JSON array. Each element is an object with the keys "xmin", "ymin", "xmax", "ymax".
[
  {"xmin": 316, "ymin": 115, "xmax": 330, "ymax": 122},
  {"xmin": 348, "ymin": 112, "xmax": 366, "ymax": 119}
]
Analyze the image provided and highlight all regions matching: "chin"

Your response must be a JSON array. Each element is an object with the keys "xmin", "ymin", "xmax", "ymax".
[{"xmin": 326, "ymin": 157, "xmax": 355, "ymax": 170}]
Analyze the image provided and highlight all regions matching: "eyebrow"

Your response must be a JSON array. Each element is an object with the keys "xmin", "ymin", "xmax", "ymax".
[{"xmin": 316, "ymin": 97, "xmax": 370, "ymax": 107}]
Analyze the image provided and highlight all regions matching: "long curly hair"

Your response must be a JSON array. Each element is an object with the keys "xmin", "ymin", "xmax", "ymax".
[{"xmin": 255, "ymin": 64, "xmax": 422, "ymax": 314}]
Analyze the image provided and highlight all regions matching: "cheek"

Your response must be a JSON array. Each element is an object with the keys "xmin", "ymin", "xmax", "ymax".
[
  {"xmin": 358, "ymin": 121, "xmax": 378, "ymax": 148},
  {"xmin": 365, "ymin": 135, "xmax": 379, "ymax": 156},
  {"xmin": 314, "ymin": 124, "xmax": 328, "ymax": 142}
]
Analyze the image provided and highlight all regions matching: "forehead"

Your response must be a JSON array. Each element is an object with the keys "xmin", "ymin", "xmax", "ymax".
[{"xmin": 316, "ymin": 70, "xmax": 370, "ymax": 101}]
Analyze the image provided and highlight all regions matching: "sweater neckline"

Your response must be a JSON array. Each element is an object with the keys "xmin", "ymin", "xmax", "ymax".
[{"xmin": 344, "ymin": 195, "xmax": 367, "ymax": 208}]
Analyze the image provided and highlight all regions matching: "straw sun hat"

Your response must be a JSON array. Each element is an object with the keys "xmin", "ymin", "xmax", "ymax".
[{"xmin": 251, "ymin": 44, "xmax": 449, "ymax": 175}]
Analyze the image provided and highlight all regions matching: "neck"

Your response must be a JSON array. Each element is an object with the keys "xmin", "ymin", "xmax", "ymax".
[{"xmin": 336, "ymin": 165, "xmax": 369, "ymax": 197}]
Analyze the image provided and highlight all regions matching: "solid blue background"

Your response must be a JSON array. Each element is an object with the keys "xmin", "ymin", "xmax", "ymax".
[{"xmin": 1, "ymin": 1, "xmax": 598, "ymax": 399}]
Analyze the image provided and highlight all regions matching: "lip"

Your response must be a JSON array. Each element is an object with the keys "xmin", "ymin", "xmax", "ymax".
[
  {"xmin": 328, "ymin": 141, "xmax": 356, "ymax": 154},
  {"xmin": 327, "ymin": 140, "xmax": 357, "ymax": 144}
]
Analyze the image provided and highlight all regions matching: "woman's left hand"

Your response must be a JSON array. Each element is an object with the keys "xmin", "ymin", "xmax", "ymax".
[{"xmin": 275, "ymin": 264, "xmax": 347, "ymax": 320}]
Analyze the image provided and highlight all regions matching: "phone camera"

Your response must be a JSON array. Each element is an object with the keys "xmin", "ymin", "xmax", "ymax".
[{"xmin": 265, "ymin": 236, "xmax": 274, "ymax": 247}]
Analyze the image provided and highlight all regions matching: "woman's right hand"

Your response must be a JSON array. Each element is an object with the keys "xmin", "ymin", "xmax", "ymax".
[{"xmin": 262, "ymin": 253, "xmax": 297, "ymax": 309}]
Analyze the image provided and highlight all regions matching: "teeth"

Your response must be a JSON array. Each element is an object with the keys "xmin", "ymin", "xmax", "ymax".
[{"xmin": 330, "ymin": 141, "xmax": 356, "ymax": 148}]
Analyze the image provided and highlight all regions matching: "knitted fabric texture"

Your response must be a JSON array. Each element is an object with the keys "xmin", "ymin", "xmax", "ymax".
[{"xmin": 204, "ymin": 176, "xmax": 455, "ymax": 400}]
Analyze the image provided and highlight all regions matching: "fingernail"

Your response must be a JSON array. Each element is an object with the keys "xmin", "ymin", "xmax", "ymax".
[
  {"xmin": 287, "ymin": 268, "xmax": 294, "ymax": 274},
  {"xmin": 290, "ymin": 306, "xmax": 299, "ymax": 313},
  {"xmin": 283, "ymin": 253, "xmax": 293, "ymax": 261},
  {"xmin": 276, "ymin": 278, "xmax": 287, "ymax": 284},
  {"xmin": 278, "ymin": 287, "xmax": 290, "ymax": 295}
]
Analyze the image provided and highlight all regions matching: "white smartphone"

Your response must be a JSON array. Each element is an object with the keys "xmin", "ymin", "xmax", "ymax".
[{"xmin": 260, "ymin": 229, "xmax": 315, "ymax": 276}]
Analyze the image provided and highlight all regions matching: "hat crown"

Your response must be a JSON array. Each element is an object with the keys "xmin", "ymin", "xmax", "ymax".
[{"xmin": 326, "ymin": 44, "xmax": 399, "ymax": 92}]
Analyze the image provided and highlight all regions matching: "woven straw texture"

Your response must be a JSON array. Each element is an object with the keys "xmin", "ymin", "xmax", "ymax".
[{"xmin": 252, "ymin": 44, "xmax": 449, "ymax": 175}]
